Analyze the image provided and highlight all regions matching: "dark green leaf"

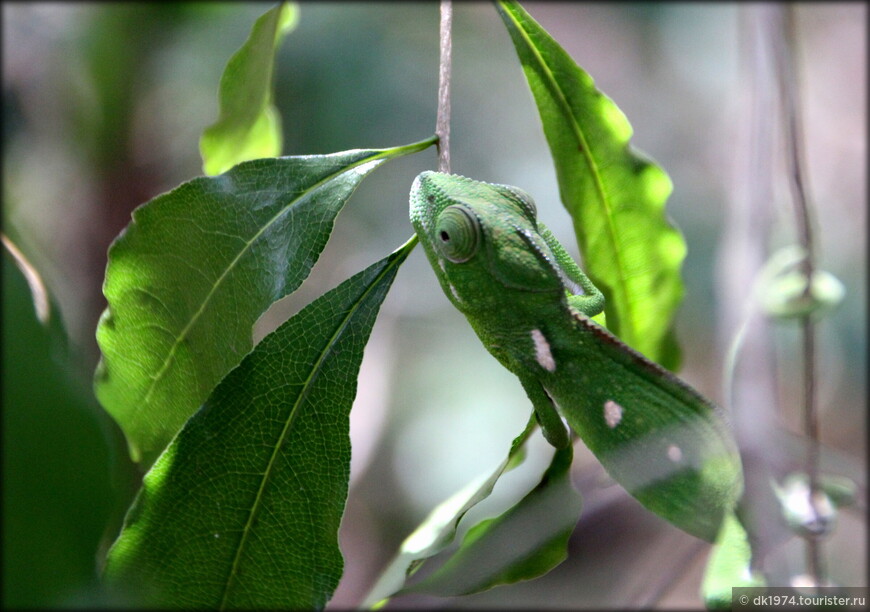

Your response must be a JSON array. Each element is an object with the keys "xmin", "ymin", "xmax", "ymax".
[
  {"xmin": 361, "ymin": 416, "xmax": 537, "ymax": 609},
  {"xmin": 2, "ymin": 245, "xmax": 113, "ymax": 608},
  {"xmin": 95, "ymin": 138, "xmax": 435, "ymax": 466},
  {"xmin": 496, "ymin": 1, "xmax": 685, "ymax": 370},
  {"xmin": 103, "ymin": 238, "xmax": 415, "ymax": 610},
  {"xmin": 408, "ymin": 444, "xmax": 580, "ymax": 597},
  {"xmin": 199, "ymin": 2, "xmax": 298, "ymax": 176}
]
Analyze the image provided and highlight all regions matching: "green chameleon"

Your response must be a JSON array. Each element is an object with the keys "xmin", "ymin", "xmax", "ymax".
[{"xmin": 410, "ymin": 171, "xmax": 743, "ymax": 542}]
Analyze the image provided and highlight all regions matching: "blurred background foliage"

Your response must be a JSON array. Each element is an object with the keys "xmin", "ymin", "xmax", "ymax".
[{"xmin": 2, "ymin": 2, "xmax": 865, "ymax": 608}]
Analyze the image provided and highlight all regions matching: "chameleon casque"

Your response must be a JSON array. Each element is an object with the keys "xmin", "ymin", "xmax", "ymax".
[{"xmin": 410, "ymin": 171, "xmax": 742, "ymax": 542}]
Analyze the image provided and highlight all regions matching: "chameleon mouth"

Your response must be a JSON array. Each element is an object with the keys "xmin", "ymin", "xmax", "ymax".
[{"xmin": 409, "ymin": 173, "xmax": 435, "ymax": 234}]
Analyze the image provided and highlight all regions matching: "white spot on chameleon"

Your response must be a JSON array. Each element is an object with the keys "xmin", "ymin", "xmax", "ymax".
[
  {"xmin": 604, "ymin": 400, "xmax": 623, "ymax": 428},
  {"xmin": 437, "ymin": 258, "xmax": 447, "ymax": 273},
  {"xmin": 667, "ymin": 444, "xmax": 683, "ymax": 462},
  {"xmin": 448, "ymin": 283, "xmax": 462, "ymax": 303},
  {"xmin": 531, "ymin": 329, "xmax": 556, "ymax": 372}
]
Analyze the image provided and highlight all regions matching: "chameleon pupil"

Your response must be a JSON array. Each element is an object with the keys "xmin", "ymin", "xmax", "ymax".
[{"xmin": 435, "ymin": 205, "xmax": 480, "ymax": 263}]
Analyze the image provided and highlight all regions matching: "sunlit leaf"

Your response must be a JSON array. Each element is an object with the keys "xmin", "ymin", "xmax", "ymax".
[
  {"xmin": 103, "ymin": 238, "xmax": 415, "ymax": 609},
  {"xmin": 199, "ymin": 2, "xmax": 298, "ymax": 176},
  {"xmin": 496, "ymin": 0, "xmax": 685, "ymax": 370},
  {"xmin": 95, "ymin": 138, "xmax": 435, "ymax": 466},
  {"xmin": 408, "ymin": 444, "xmax": 580, "ymax": 597}
]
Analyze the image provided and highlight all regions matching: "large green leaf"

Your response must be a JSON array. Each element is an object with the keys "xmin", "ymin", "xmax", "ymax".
[
  {"xmin": 496, "ymin": 1, "xmax": 685, "ymax": 370},
  {"xmin": 199, "ymin": 2, "xmax": 298, "ymax": 176},
  {"xmin": 408, "ymin": 444, "xmax": 581, "ymax": 597},
  {"xmin": 361, "ymin": 416, "xmax": 537, "ymax": 609},
  {"xmin": 103, "ymin": 238, "xmax": 415, "ymax": 609},
  {"xmin": 95, "ymin": 138, "xmax": 434, "ymax": 466}
]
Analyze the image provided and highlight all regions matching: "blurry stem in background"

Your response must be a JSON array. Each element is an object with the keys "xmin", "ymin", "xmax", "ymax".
[
  {"xmin": 770, "ymin": 5, "xmax": 824, "ymax": 585},
  {"xmin": 2, "ymin": 234, "xmax": 50, "ymax": 326},
  {"xmin": 436, "ymin": 0, "xmax": 452, "ymax": 174},
  {"xmin": 718, "ymin": 4, "xmax": 783, "ymax": 577}
]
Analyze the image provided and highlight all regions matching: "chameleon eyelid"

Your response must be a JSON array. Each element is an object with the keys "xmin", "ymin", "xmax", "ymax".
[{"xmin": 511, "ymin": 225, "xmax": 563, "ymax": 283}]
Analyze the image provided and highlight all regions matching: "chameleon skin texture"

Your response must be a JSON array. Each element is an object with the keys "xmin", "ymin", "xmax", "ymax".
[{"xmin": 410, "ymin": 171, "xmax": 742, "ymax": 542}]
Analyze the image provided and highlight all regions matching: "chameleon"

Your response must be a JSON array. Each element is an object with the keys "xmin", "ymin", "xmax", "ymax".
[{"xmin": 409, "ymin": 171, "xmax": 743, "ymax": 542}]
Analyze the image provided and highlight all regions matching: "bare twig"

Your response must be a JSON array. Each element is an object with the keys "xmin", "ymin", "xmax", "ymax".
[{"xmin": 436, "ymin": 0, "xmax": 453, "ymax": 174}]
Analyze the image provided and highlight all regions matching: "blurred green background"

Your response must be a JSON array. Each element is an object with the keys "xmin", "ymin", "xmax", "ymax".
[{"xmin": 2, "ymin": 2, "xmax": 865, "ymax": 608}]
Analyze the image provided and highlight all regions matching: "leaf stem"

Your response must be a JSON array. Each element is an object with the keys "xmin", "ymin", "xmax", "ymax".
[{"xmin": 436, "ymin": 0, "xmax": 453, "ymax": 174}]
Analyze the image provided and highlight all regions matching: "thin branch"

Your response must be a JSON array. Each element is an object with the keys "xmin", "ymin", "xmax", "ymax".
[
  {"xmin": 770, "ymin": 4, "xmax": 825, "ymax": 585},
  {"xmin": 774, "ymin": 7, "xmax": 816, "ymax": 270},
  {"xmin": 436, "ymin": 0, "xmax": 453, "ymax": 174}
]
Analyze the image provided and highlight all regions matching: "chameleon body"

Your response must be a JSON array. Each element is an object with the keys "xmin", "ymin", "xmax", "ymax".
[{"xmin": 410, "ymin": 171, "xmax": 742, "ymax": 541}]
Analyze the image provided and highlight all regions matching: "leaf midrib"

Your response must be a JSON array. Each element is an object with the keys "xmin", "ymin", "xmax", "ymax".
[
  {"xmin": 500, "ymin": 1, "xmax": 635, "ymax": 334},
  {"xmin": 141, "ymin": 153, "xmax": 386, "ymax": 407},
  {"xmin": 217, "ymin": 237, "xmax": 415, "ymax": 609}
]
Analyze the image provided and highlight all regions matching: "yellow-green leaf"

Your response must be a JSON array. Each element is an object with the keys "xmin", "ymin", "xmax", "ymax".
[
  {"xmin": 199, "ymin": 2, "xmax": 298, "ymax": 176},
  {"xmin": 496, "ymin": 0, "xmax": 685, "ymax": 370}
]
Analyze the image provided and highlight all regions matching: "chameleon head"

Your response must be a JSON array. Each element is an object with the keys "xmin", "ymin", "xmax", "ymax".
[{"xmin": 410, "ymin": 171, "xmax": 564, "ymax": 309}]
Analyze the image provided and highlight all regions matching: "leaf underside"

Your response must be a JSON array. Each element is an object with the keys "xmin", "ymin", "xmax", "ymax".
[
  {"xmin": 103, "ymin": 239, "xmax": 415, "ymax": 610},
  {"xmin": 95, "ymin": 140, "xmax": 433, "ymax": 467}
]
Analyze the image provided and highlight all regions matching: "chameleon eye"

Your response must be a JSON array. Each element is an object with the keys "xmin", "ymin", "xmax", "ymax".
[{"xmin": 435, "ymin": 205, "xmax": 480, "ymax": 263}]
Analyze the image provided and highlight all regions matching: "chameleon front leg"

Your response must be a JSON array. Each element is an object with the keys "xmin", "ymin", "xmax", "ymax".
[
  {"xmin": 539, "ymin": 222, "xmax": 605, "ymax": 317},
  {"xmin": 518, "ymin": 374, "xmax": 570, "ymax": 449}
]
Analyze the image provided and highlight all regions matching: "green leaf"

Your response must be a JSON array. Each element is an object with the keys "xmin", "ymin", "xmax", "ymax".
[
  {"xmin": 702, "ymin": 511, "xmax": 765, "ymax": 609},
  {"xmin": 2, "ymin": 246, "xmax": 113, "ymax": 608},
  {"xmin": 408, "ymin": 444, "xmax": 581, "ymax": 597},
  {"xmin": 103, "ymin": 238, "xmax": 415, "ymax": 610},
  {"xmin": 95, "ymin": 138, "xmax": 435, "ymax": 466},
  {"xmin": 361, "ymin": 416, "xmax": 537, "ymax": 609},
  {"xmin": 199, "ymin": 2, "xmax": 298, "ymax": 176},
  {"xmin": 496, "ymin": 0, "xmax": 685, "ymax": 370}
]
